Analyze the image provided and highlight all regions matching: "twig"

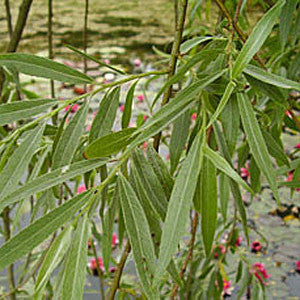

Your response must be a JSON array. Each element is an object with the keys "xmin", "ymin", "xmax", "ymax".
[
  {"xmin": 234, "ymin": 0, "xmax": 243, "ymax": 24},
  {"xmin": 170, "ymin": 212, "xmax": 199, "ymax": 299},
  {"xmin": 214, "ymin": 0, "xmax": 266, "ymax": 69},
  {"xmin": 83, "ymin": 0, "xmax": 89, "ymax": 75},
  {"xmin": 5, "ymin": 0, "xmax": 13, "ymax": 38},
  {"xmin": 6, "ymin": 0, "xmax": 34, "ymax": 53},
  {"xmin": 2, "ymin": 208, "xmax": 16, "ymax": 300},
  {"xmin": 108, "ymin": 241, "xmax": 131, "ymax": 300},
  {"xmin": 90, "ymin": 239, "xmax": 105, "ymax": 300},
  {"xmin": 153, "ymin": 0, "xmax": 189, "ymax": 151}
]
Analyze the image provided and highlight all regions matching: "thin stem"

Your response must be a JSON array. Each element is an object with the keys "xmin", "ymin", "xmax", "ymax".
[
  {"xmin": 2, "ymin": 208, "xmax": 16, "ymax": 300},
  {"xmin": 234, "ymin": 0, "xmax": 243, "ymax": 24},
  {"xmin": 5, "ymin": 0, "xmax": 13, "ymax": 38},
  {"xmin": 170, "ymin": 212, "xmax": 198, "ymax": 299},
  {"xmin": 6, "ymin": 0, "xmax": 34, "ymax": 53},
  {"xmin": 108, "ymin": 241, "xmax": 131, "ymax": 300},
  {"xmin": 153, "ymin": 0, "xmax": 189, "ymax": 151},
  {"xmin": 214, "ymin": 0, "xmax": 266, "ymax": 69},
  {"xmin": 83, "ymin": 0, "xmax": 89, "ymax": 75},
  {"xmin": 90, "ymin": 239, "xmax": 105, "ymax": 300}
]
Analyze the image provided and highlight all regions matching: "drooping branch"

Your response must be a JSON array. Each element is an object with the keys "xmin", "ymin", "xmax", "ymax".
[{"xmin": 5, "ymin": 0, "xmax": 13, "ymax": 38}]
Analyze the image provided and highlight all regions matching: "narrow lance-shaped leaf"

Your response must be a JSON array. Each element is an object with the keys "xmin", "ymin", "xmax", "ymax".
[
  {"xmin": 200, "ymin": 157, "xmax": 218, "ymax": 256},
  {"xmin": 35, "ymin": 226, "xmax": 73, "ymax": 294},
  {"xmin": 244, "ymin": 64, "xmax": 300, "ymax": 91},
  {"xmin": 0, "ymin": 99, "xmax": 59, "ymax": 126},
  {"xmin": 118, "ymin": 174, "xmax": 158, "ymax": 299},
  {"xmin": 0, "ymin": 53, "xmax": 93, "ymax": 84},
  {"xmin": 122, "ymin": 81, "xmax": 138, "ymax": 129},
  {"xmin": 131, "ymin": 70, "xmax": 226, "ymax": 148},
  {"xmin": 0, "ymin": 191, "xmax": 93, "ymax": 271},
  {"xmin": 154, "ymin": 128, "xmax": 205, "ymax": 284},
  {"xmin": 52, "ymin": 101, "xmax": 89, "ymax": 169},
  {"xmin": 237, "ymin": 93, "xmax": 280, "ymax": 205},
  {"xmin": 84, "ymin": 128, "xmax": 137, "ymax": 158},
  {"xmin": 89, "ymin": 87, "xmax": 120, "ymax": 142},
  {"xmin": 0, "ymin": 158, "xmax": 108, "ymax": 213},
  {"xmin": 170, "ymin": 111, "xmax": 190, "ymax": 175},
  {"xmin": 61, "ymin": 214, "xmax": 90, "ymax": 300},
  {"xmin": 219, "ymin": 173, "xmax": 230, "ymax": 223},
  {"xmin": 232, "ymin": 0, "xmax": 285, "ymax": 78},
  {"xmin": 0, "ymin": 124, "xmax": 44, "ymax": 201}
]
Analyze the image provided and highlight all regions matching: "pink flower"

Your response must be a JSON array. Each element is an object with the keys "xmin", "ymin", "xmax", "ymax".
[
  {"xmin": 250, "ymin": 263, "xmax": 270, "ymax": 285},
  {"xmin": 86, "ymin": 124, "xmax": 91, "ymax": 131},
  {"xmin": 92, "ymin": 111, "xmax": 98, "ymax": 117},
  {"xmin": 295, "ymin": 260, "xmax": 300, "ymax": 273},
  {"xmin": 222, "ymin": 280, "xmax": 232, "ymax": 296},
  {"xmin": 77, "ymin": 184, "xmax": 86, "ymax": 194},
  {"xmin": 103, "ymin": 59, "xmax": 110, "ymax": 64},
  {"xmin": 65, "ymin": 103, "xmax": 79, "ymax": 113},
  {"xmin": 251, "ymin": 241, "xmax": 262, "ymax": 253},
  {"xmin": 88, "ymin": 257, "xmax": 104, "ymax": 276},
  {"xmin": 143, "ymin": 142, "xmax": 148, "ymax": 150},
  {"xmin": 133, "ymin": 58, "xmax": 141, "ymax": 67},
  {"xmin": 240, "ymin": 167, "xmax": 250, "ymax": 179},
  {"xmin": 191, "ymin": 113, "xmax": 197, "ymax": 121},
  {"xmin": 286, "ymin": 172, "xmax": 300, "ymax": 191},
  {"xmin": 286, "ymin": 110, "xmax": 292, "ymax": 118},
  {"xmin": 120, "ymin": 104, "xmax": 125, "ymax": 112},
  {"xmin": 109, "ymin": 267, "xmax": 117, "ymax": 273},
  {"xmin": 137, "ymin": 94, "xmax": 145, "ymax": 102},
  {"xmin": 235, "ymin": 236, "xmax": 242, "ymax": 247},
  {"xmin": 213, "ymin": 244, "xmax": 226, "ymax": 259},
  {"xmin": 296, "ymin": 143, "xmax": 300, "ymax": 149},
  {"xmin": 143, "ymin": 115, "xmax": 148, "ymax": 122},
  {"xmin": 112, "ymin": 233, "xmax": 119, "ymax": 248}
]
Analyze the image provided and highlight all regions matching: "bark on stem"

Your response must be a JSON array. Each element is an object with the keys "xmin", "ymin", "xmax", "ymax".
[
  {"xmin": 108, "ymin": 241, "xmax": 131, "ymax": 300},
  {"xmin": 153, "ymin": 0, "xmax": 189, "ymax": 151}
]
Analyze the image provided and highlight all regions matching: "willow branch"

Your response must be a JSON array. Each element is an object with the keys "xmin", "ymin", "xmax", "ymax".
[
  {"xmin": 108, "ymin": 241, "xmax": 131, "ymax": 300},
  {"xmin": 214, "ymin": 0, "xmax": 266, "ymax": 69},
  {"xmin": 171, "ymin": 212, "xmax": 199, "ymax": 299},
  {"xmin": 153, "ymin": 0, "xmax": 189, "ymax": 151},
  {"xmin": 5, "ymin": 0, "xmax": 13, "ymax": 38}
]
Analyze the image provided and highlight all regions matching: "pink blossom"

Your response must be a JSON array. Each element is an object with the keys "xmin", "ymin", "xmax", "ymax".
[
  {"xmin": 143, "ymin": 142, "xmax": 148, "ymax": 150},
  {"xmin": 112, "ymin": 233, "xmax": 119, "ymax": 248},
  {"xmin": 235, "ymin": 236, "xmax": 242, "ymax": 247},
  {"xmin": 133, "ymin": 58, "xmax": 141, "ymax": 67},
  {"xmin": 109, "ymin": 267, "xmax": 117, "ymax": 273},
  {"xmin": 103, "ymin": 59, "xmax": 110, "ymax": 64},
  {"xmin": 120, "ymin": 104, "xmax": 125, "ymax": 112},
  {"xmin": 250, "ymin": 263, "xmax": 270, "ymax": 285},
  {"xmin": 77, "ymin": 184, "xmax": 86, "ymax": 194},
  {"xmin": 295, "ymin": 260, "xmax": 300, "ymax": 273},
  {"xmin": 286, "ymin": 110, "xmax": 292, "ymax": 118},
  {"xmin": 137, "ymin": 94, "xmax": 145, "ymax": 102},
  {"xmin": 88, "ymin": 257, "xmax": 104, "ymax": 272},
  {"xmin": 213, "ymin": 244, "xmax": 226, "ymax": 259},
  {"xmin": 92, "ymin": 111, "xmax": 98, "ymax": 117},
  {"xmin": 191, "ymin": 113, "xmax": 197, "ymax": 121},
  {"xmin": 222, "ymin": 280, "xmax": 231, "ymax": 296},
  {"xmin": 240, "ymin": 167, "xmax": 250, "ymax": 179},
  {"xmin": 65, "ymin": 104, "xmax": 79, "ymax": 113},
  {"xmin": 143, "ymin": 115, "xmax": 148, "ymax": 122},
  {"xmin": 251, "ymin": 241, "xmax": 262, "ymax": 253},
  {"xmin": 86, "ymin": 124, "xmax": 91, "ymax": 131},
  {"xmin": 296, "ymin": 143, "xmax": 300, "ymax": 149}
]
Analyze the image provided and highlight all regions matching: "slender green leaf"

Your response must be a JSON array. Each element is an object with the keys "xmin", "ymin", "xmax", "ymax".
[
  {"xmin": 219, "ymin": 173, "xmax": 230, "ymax": 223},
  {"xmin": 52, "ymin": 101, "xmax": 89, "ymax": 169},
  {"xmin": 89, "ymin": 87, "xmax": 120, "ymax": 142},
  {"xmin": 180, "ymin": 36, "xmax": 215, "ymax": 53},
  {"xmin": 61, "ymin": 214, "xmax": 90, "ymax": 300},
  {"xmin": 200, "ymin": 158, "xmax": 218, "ymax": 256},
  {"xmin": 118, "ymin": 174, "xmax": 158, "ymax": 299},
  {"xmin": 278, "ymin": 180, "xmax": 300, "ymax": 188},
  {"xmin": 275, "ymin": 158, "xmax": 300, "ymax": 176},
  {"xmin": 0, "ymin": 124, "xmax": 44, "ymax": 201},
  {"xmin": 132, "ymin": 149, "xmax": 168, "ymax": 220},
  {"xmin": 237, "ymin": 93, "xmax": 280, "ymax": 205},
  {"xmin": 0, "ymin": 158, "xmax": 108, "ymax": 212},
  {"xmin": 244, "ymin": 64, "xmax": 300, "ymax": 91},
  {"xmin": 206, "ymin": 80, "xmax": 235, "ymax": 128},
  {"xmin": 280, "ymin": 0, "xmax": 297, "ymax": 49},
  {"xmin": 35, "ymin": 226, "xmax": 73, "ymax": 294},
  {"xmin": 250, "ymin": 156, "xmax": 261, "ymax": 193},
  {"xmin": 203, "ymin": 146, "xmax": 253, "ymax": 194},
  {"xmin": 0, "ymin": 191, "xmax": 92, "ymax": 270},
  {"xmin": 84, "ymin": 128, "xmax": 137, "ymax": 158},
  {"xmin": 122, "ymin": 81, "xmax": 138, "ymax": 129},
  {"xmin": 0, "ymin": 99, "xmax": 59, "ymax": 126},
  {"xmin": 232, "ymin": 0, "xmax": 285, "ymax": 78},
  {"xmin": 0, "ymin": 53, "xmax": 93, "ymax": 84},
  {"xmin": 170, "ymin": 111, "xmax": 190, "ymax": 175},
  {"xmin": 132, "ymin": 70, "xmax": 226, "ymax": 148},
  {"xmin": 66, "ymin": 44, "xmax": 126, "ymax": 75},
  {"xmin": 154, "ymin": 128, "xmax": 205, "ymax": 284}
]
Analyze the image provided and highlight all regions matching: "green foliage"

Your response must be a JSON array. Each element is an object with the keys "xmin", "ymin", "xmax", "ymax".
[{"xmin": 0, "ymin": 0, "xmax": 299, "ymax": 299}]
